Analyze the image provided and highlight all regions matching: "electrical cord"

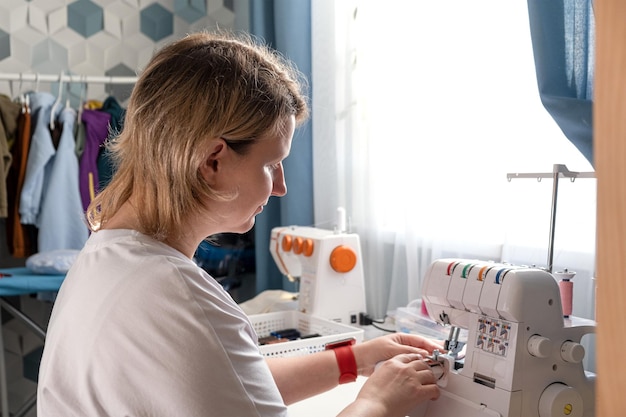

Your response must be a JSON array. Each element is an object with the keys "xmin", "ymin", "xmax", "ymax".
[
  {"xmin": 359, "ymin": 313, "xmax": 395, "ymax": 332},
  {"xmin": 371, "ymin": 322, "xmax": 396, "ymax": 333}
]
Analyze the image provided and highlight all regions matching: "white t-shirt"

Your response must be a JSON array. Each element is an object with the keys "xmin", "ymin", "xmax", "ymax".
[{"xmin": 37, "ymin": 229, "xmax": 288, "ymax": 417}]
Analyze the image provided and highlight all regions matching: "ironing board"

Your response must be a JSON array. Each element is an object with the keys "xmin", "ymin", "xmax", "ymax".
[{"xmin": 0, "ymin": 267, "xmax": 65, "ymax": 417}]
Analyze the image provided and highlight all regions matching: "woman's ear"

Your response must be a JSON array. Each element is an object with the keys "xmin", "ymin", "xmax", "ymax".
[{"xmin": 199, "ymin": 138, "xmax": 228, "ymax": 184}]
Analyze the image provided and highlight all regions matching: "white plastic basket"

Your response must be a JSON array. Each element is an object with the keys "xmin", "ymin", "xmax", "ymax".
[{"xmin": 250, "ymin": 311, "xmax": 364, "ymax": 358}]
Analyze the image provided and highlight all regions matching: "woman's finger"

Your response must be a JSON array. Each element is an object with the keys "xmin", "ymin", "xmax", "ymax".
[{"xmin": 394, "ymin": 353, "xmax": 424, "ymax": 364}]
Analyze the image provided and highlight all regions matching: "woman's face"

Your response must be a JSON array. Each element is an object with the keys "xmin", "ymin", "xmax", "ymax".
[{"xmin": 211, "ymin": 116, "xmax": 295, "ymax": 233}]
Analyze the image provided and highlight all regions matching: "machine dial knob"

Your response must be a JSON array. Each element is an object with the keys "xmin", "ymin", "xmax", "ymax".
[
  {"xmin": 281, "ymin": 235, "xmax": 293, "ymax": 252},
  {"xmin": 527, "ymin": 335, "xmax": 552, "ymax": 358},
  {"xmin": 538, "ymin": 383, "xmax": 583, "ymax": 417},
  {"xmin": 560, "ymin": 341, "xmax": 585, "ymax": 363},
  {"xmin": 329, "ymin": 245, "xmax": 357, "ymax": 273},
  {"xmin": 303, "ymin": 238, "xmax": 314, "ymax": 257},
  {"xmin": 293, "ymin": 237, "xmax": 304, "ymax": 254}
]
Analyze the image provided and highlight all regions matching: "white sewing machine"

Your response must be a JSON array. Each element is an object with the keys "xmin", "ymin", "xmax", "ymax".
[
  {"xmin": 411, "ymin": 258, "xmax": 595, "ymax": 417},
  {"xmin": 269, "ymin": 225, "xmax": 367, "ymax": 324}
]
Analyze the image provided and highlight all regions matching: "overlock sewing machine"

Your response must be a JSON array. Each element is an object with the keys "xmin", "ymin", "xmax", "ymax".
[{"xmin": 410, "ymin": 258, "xmax": 595, "ymax": 417}]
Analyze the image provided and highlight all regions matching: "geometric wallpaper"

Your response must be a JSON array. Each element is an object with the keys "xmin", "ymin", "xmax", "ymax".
[{"xmin": 0, "ymin": 0, "xmax": 244, "ymax": 102}]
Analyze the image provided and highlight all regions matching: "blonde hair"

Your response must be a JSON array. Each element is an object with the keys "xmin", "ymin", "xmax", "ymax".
[{"xmin": 86, "ymin": 31, "xmax": 309, "ymax": 240}]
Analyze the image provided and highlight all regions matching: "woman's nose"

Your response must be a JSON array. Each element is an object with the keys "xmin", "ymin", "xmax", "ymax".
[{"xmin": 271, "ymin": 166, "xmax": 287, "ymax": 197}]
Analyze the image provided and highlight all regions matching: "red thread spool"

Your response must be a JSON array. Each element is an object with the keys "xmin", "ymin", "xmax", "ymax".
[
  {"xmin": 555, "ymin": 269, "xmax": 576, "ymax": 318},
  {"xmin": 559, "ymin": 280, "xmax": 573, "ymax": 317}
]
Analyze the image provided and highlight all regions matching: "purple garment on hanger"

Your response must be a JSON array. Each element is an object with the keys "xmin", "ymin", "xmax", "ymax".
[{"xmin": 79, "ymin": 109, "xmax": 111, "ymax": 212}]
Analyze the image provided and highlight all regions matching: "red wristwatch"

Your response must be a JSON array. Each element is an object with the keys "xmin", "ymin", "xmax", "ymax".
[{"xmin": 333, "ymin": 345, "xmax": 357, "ymax": 384}]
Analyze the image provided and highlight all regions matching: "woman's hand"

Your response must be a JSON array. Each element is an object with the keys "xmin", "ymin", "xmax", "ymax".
[
  {"xmin": 352, "ymin": 333, "xmax": 444, "ymax": 377},
  {"xmin": 266, "ymin": 333, "xmax": 444, "ymax": 408},
  {"xmin": 338, "ymin": 353, "xmax": 440, "ymax": 417}
]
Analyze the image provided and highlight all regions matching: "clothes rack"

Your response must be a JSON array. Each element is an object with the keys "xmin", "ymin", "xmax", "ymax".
[{"xmin": 0, "ymin": 72, "xmax": 138, "ymax": 84}]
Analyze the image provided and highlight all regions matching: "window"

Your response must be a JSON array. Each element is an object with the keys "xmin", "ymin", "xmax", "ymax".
[{"xmin": 312, "ymin": 0, "xmax": 596, "ymax": 317}]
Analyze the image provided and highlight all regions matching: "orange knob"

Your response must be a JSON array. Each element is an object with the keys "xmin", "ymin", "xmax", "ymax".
[
  {"xmin": 303, "ymin": 239, "xmax": 314, "ymax": 257},
  {"xmin": 478, "ymin": 266, "xmax": 488, "ymax": 281},
  {"xmin": 293, "ymin": 237, "xmax": 304, "ymax": 254},
  {"xmin": 281, "ymin": 235, "xmax": 293, "ymax": 252},
  {"xmin": 330, "ymin": 245, "xmax": 357, "ymax": 273}
]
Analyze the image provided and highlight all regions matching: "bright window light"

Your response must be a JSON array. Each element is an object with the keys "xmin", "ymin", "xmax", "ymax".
[{"xmin": 353, "ymin": 0, "xmax": 595, "ymax": 255}]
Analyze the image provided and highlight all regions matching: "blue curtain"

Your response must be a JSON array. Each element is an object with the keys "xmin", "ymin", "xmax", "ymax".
[
  {"xmin": 527, "ymin": 0, "xmax": 595, "ymax": 165},
  {"xmin": 249, "ymin": 0, "xmax": 314, "ymax": 293}
]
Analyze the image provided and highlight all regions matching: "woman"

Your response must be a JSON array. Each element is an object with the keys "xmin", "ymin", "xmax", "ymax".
[{"xmin": 37, "ymin": 31, "xmax": 441, "ymax": 417}]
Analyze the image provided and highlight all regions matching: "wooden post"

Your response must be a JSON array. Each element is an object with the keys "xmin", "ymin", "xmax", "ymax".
[{"xmin": 595, "ymin": 0, "xmax": 626, "ymax": 415}]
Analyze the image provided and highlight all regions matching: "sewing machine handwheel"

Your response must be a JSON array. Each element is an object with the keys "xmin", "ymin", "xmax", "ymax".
[
  {"xmin": 538, "ymin": 383, "xmax": 583, "ymax": 417},
  {"xmin": 329, "ymin": 245, "xmax": 357, "ymax": 273}
]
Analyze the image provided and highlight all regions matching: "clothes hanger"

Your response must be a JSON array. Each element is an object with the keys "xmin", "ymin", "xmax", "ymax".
[
  {"xmin": 77, "ymin": 74, "xmax": 87, "ymax": 125},
  {"xmin": 17, "ymin": 73, "xmax": 26, "ymax": 113},
  {"xmin": 17, "ymin": 73, "xmax": 23, "ymax": 101},
  {"xmin": 64, "ymin": 77, "xmax": 71, "ymax": 109},
  {"xmin": 50, "ymin": 71, "xmax": 64, "ymax": 130}
]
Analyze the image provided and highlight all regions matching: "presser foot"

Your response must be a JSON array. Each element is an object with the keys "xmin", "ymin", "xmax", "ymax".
[{"xmin": 423, "ymin": 350, "xmax": 451, "ymax": 387}]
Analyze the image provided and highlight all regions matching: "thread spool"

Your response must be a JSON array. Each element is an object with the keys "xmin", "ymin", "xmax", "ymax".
[
  {"xmin": 554, "ymin": 269, "xmax": 576, "ymax": 318},
  {"xmin": 336, "ymin": 207, "xmax": 346, "ymax": 233}
]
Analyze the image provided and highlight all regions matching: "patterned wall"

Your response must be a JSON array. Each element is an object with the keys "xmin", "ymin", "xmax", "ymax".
[
  {"xmin": 0, "ymin": 0, "xmax": 244, "ymax": 101},
  {"xmin": 0, "ymin": 0, "xmax": 246, "ymax": 268}
]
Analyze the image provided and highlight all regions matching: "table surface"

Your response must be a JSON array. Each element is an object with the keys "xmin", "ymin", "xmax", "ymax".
[{"xmin": 0, "ymin": 267, "xmax": 65, "ymax": 296}]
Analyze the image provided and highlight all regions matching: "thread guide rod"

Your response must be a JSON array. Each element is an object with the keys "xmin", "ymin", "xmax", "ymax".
[
  {"xmin": 507, "ymin": 164, "xmax": 595, "ymax": 182},
  {"xmin": 506, "ymin": 164, "xmax": 595, "ymax": 273}
]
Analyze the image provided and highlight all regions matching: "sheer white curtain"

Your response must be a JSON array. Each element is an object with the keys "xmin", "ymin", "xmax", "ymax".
[{"xmin": 311, "ymin": 1, "xmax": 596, "ymax": 327}]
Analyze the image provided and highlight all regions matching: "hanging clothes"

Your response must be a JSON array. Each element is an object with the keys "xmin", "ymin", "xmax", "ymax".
[
  {"xmin": 75, "ymin": 99, "xmax": 103, "ymax": 158},
  {"xmin": 20, "ymin": 92, "xmax": 57, "ymax": 226},
  {"xmin": 20, "ymin": 92, "xmax": 88, "ymax": 252},
  {"xmin": 79, "ymin": 109, "xmax": 111, "ymax": 212},
  {"xmin": 0, "ymin": 94, "xmax": 20, "ymax": 218},
  {"xmin": 6, "ymin": 97, "xmax": 36, "ymax": 257},
  {"xmin": 101, "ymin": 96, "xmax": 125, "ymax": 132},
  {"xmin": 38, "ymin": 106, "xmax": 89, "ymax": 252},
  {"xmin": 98, "ymin": 96, "xmax": 126, "ymax": 189}
]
